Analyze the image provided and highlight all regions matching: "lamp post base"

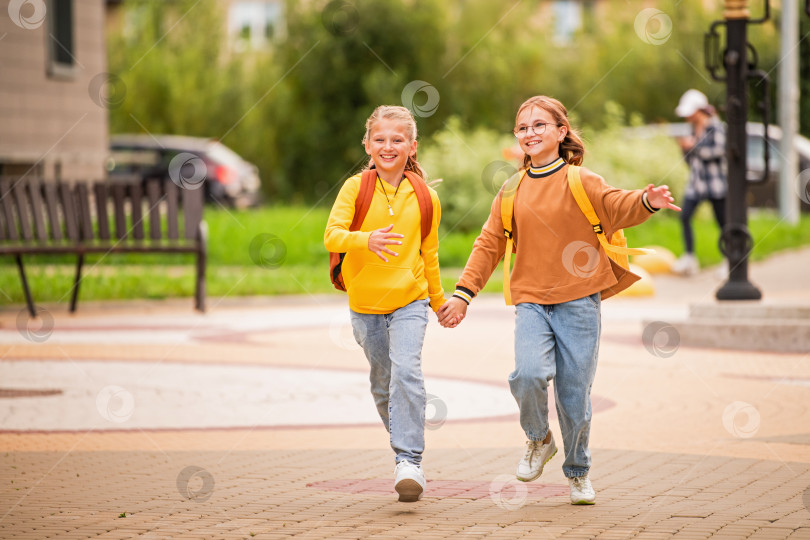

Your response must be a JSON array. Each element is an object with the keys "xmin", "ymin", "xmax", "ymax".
[{"xmin": 716, "ymin": 279, "xmax": 762, "ymax": 301}]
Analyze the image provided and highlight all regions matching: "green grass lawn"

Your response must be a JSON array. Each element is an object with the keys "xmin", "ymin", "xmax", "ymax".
[{"xmin": 2, "ymin": 204, "xmax": 808, "ymax": 305}]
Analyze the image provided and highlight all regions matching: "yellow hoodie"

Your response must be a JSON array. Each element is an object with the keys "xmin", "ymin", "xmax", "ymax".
[{"xmin": 324, "ymin": 173, "xmax": 445, "ymax": 314}]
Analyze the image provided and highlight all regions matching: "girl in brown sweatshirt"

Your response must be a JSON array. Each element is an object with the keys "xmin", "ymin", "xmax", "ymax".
[{"xmin": 437, "ymin": 96, "xmax": 680, "ymax": 505}]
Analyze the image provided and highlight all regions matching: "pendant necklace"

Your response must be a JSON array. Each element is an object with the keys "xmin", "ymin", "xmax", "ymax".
[{"xmin": 378, "ymin": 175, "xmax": 403, "ymax": 216}]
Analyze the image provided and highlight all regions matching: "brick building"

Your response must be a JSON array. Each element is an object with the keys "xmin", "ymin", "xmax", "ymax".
[{"xmin": 0, "ymin": 0, "xmax": 108, "ymax": 182}]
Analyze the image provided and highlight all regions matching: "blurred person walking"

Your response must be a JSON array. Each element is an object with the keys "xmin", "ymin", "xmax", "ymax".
[
  {"xmin": 324, "ymin": 105, "xmax": 446, "ymax": 502},
  {"xmin": 672, "ymin": 89, "xmax": 728, "ymax": 276}
]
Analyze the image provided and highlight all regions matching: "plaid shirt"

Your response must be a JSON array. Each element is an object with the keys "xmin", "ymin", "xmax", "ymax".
[{"xmin": 683, "ymin": 116, "xmax": 727, "ymax": 200}]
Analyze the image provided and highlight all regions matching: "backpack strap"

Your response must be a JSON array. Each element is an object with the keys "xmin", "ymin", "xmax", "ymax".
[
  {"xmin": 499, "ymin": 169, "xmax": 527, "ymax": 306},
  {"xmin": 350, "ymin": 169, "xmax": 377, "ymax": 232},
  {"xmin": 329, "ymin": 169, "xmax": 377, "ymax": 291},
  {"xmin": 403, "ymin": 171, "xmax": 433, "ymax": 242},
  {"xmin": 566, "ymin": 165, "xmax": 652, "ymax": 258}
]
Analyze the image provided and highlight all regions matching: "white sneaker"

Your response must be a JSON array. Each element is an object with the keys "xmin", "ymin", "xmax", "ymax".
[
  {"xmin": 672, "ymin": 253, "xmax": 699, "ymax": 276},
  {"xmin": 516, "ymin": 433, "xmax": 557, "ymax": 482},
  {"xmin": 714, "ymin": 259, "xmax": 730, "ymax": 279},
  {"xmin": 394, "ymin": 460, "xmax": 425, "ymax": 502},
  {"xmin": 568, "ymin": 475, "xmax": 596, "ymax": 505}
]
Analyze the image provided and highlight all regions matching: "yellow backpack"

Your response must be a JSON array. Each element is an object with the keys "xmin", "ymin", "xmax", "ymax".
[{"xmin": 499, "ymin": 165, "xmax": 652, "ymax": 305}]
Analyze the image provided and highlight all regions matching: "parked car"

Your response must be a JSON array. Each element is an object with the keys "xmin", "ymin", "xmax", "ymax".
[
  {"xmin": 744, "ymin": 123, "xmax": 810, "ymax": 211},
  {"xmin": 625, "ymin": 122, "xmax": 810, "ymax": 211},
  {"xmin": 107, "ymin": 134, "xmax": 262, "ymax": 208}
]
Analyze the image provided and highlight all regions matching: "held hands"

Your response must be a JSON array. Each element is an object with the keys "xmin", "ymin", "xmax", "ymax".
[
  {"xmin": 645, "ymin": 184, "xmax": 682, "ymax": 212},
  {"xmin": 368, "ymin": 224, "xmax": 404, "ymax": 262},
  {"xmin": 437, "ymin": 297, "xmax": 468, "ymax": 328}
]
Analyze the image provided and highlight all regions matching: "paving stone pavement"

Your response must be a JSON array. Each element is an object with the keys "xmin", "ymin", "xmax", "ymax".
[{"xmin": 1, "ymin": 249, "xmax": 810, "ymax": 539}]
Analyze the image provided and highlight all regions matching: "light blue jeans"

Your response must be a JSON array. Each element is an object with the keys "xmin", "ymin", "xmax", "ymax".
[
  {"xmin": 350, "ymin": 298, "xmax": 429, "ymax": 465},
  {"xmin": 509, "ymin": 293, "xmax": 601, "ymax": 478}
]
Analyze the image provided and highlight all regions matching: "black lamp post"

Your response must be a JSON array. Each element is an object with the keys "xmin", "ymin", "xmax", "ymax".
[{"xmin": 706, "ymin": 0, "xmax": 770, "ymax": 300}]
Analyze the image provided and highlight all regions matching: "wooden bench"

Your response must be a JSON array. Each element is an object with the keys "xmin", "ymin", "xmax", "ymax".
[{"xmin": 0, "ymin": 177, "xmax": 207, "ymax": 316}]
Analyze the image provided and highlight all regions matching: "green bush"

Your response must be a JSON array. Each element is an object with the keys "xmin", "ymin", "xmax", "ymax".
[{"xmin": 420, "ymin": 117, "xmax": 516, "ymax": 234}]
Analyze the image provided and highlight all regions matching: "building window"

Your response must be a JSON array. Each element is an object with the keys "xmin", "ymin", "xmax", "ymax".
[
  {"xmin": 47, "ymin": 0, "xmax": 76, "ymax": 79},
  {"xmin": 553, "ymin": 0, "xmax": 582, "ymax": 45},
  {"xmin": 229, "ymin": 1, "xmax": 283, "ymax": 52}
]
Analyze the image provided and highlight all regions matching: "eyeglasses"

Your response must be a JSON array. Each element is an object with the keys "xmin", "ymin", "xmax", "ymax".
[{"xmin": 513, "ymin": 121, "xmax": 562, "ymax": 138}]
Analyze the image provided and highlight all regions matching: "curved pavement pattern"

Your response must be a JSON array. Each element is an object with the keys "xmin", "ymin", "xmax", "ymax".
[
  {"xmin": 1, "ymin": 249, "xmax": 809, "ymax": 538},
  {"xmin": 0, "ymin": 360, "xmax": 533, "ymax": 431}
]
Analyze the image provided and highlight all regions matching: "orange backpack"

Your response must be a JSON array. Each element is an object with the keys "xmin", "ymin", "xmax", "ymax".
[{"xmin": 329, "ymin": 168, "xmax": 433, "ymax": 291}]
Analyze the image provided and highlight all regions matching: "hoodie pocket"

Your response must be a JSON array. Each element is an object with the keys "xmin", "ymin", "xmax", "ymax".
[{"xmin": 348, "ymin": 264, "xmax": 420, "ymax": 311}]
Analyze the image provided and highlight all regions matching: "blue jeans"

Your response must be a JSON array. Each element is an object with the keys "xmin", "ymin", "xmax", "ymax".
[
  {"xmin": 509, "ymin": 294, "xmax": 601, "ymax": 478},
  {"xmin": 680, "ymin": 196, "xmax": 726, "ymax": 253},
  {"xmin": 350, "ymin": 298, "xmax": 429, "ymax": 465}
]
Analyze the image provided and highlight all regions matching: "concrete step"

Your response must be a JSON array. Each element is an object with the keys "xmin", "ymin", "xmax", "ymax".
[
  {"xmin": 644, "ymin": 303, "xmax": 810, "ymax": 354},
  {"xmin": 689, "ymin": 302, "xmax": 810, "ymax": 320}
]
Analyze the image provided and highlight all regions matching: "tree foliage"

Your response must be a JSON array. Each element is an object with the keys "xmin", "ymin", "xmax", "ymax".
[{"xmin": 107, "ymin": 0, "xmax": 806, "ymax": 203}]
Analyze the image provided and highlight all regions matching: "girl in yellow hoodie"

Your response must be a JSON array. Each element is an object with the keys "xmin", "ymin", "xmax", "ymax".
[{"xmin": 324, "ymin": 105, "xmax": 445, "ymax": 502}]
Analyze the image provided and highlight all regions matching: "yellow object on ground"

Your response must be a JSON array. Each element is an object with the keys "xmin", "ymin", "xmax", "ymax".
[
  {"xmin": 632, "ymin": 245, "xmax": 676, "ymax": 274},
  {"xmin": 617, "ymin": 264, "xmax": 655, "ymax": 297}
]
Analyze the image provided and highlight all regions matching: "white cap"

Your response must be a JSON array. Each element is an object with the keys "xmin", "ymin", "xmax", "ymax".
[{"xmin": 675, "ymin": 89, "xmax": 709, "ymax": 118}]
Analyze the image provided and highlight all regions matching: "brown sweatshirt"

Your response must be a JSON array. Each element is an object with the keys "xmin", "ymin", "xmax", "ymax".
[{"xmin": 456, "ymin": 163, "xmax": 658, "ymax": 304}]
